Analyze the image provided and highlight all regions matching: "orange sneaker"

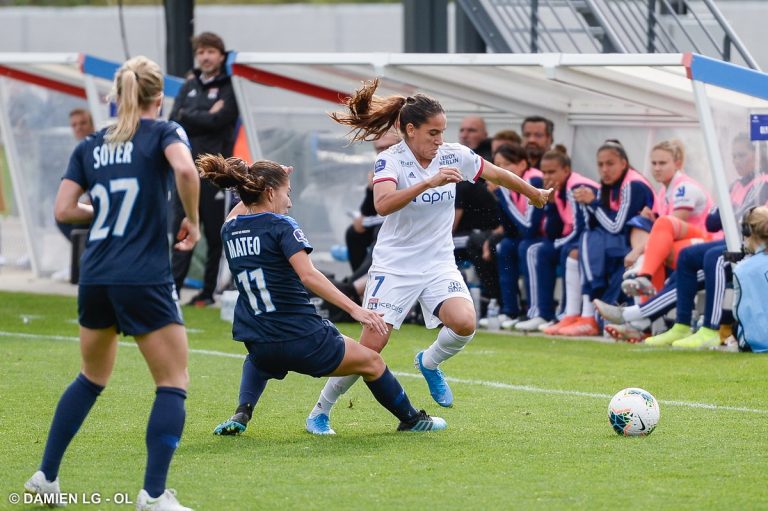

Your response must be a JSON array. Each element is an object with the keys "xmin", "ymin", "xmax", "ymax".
[
  {"xmin": 557, "ymin": 316, "xmax": 600, "ymax": 336},
  {"xmin": 542, "ymin": 315, "xmax": 580, "ymax": 335}
]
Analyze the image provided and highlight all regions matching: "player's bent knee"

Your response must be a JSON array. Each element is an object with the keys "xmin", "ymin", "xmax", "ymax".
[
  {"xmin": 358, "ymin": 349, "xmax": 385, "ymax": 380},
  {"xmin": 367, "ymin": 351, "xmax": 386, "ymax": 378},
  {"xmin": 453, "ymin": 323, "xmax": 475, "ymax": 337},
  {"xmin": 360, "ymin": 333, "xmax": 389, "ymax": 353},
  {"xmin": 447, "ymin": 312, "xmax": 477, "ymax": 336}
]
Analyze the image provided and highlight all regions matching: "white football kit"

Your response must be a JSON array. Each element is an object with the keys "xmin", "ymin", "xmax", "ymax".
[{"xmin": 364, "ymin": 141, "xmax": 484, "ymax": 329}]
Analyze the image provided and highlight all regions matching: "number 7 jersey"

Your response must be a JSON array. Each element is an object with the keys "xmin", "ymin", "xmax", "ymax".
[
  {"xmin": 371, "ymin": 141, "xmax": 483, "ymax": 276},
  {"xmin": 63, "ymin": 119, "xmax": 189, "ymax": 285}
]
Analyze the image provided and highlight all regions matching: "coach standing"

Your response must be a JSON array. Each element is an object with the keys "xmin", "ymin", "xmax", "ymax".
[{"xmin": 170, "ymin": 31, "xmax": 239, "ymax": 307}]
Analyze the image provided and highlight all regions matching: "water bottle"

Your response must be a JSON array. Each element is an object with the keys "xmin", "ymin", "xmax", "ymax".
[
  {"xmin": 220, "ymin": 290, "xmax": 238, "ymax": 323},
  {"xmin": 469, "ymin": 284, "xmax": 482, "ymax": 320},
  {"xmin": 486, "ymin": 298, "xmax": 501, "ymax": 331}
]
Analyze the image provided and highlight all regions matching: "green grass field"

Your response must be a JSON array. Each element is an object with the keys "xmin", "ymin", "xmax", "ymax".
[{"xmin": 1, "ymin": 290, "xmax": 767, "ymax": 510}]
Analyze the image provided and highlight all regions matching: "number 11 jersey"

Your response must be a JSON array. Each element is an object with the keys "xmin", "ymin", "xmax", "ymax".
[{"xmin": 222, "ymin": 212, "xmax": 324, "ymax": 343}]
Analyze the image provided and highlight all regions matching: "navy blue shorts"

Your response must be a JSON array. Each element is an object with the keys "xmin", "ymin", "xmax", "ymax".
[
  {"xmin": 244, "ymin": 320, "xmax": 346, "ymax": 380},
  {"xmin": 78, "ymin": 283, "xmax": 183, "ymax": 336},
  {"xmin": 627, "ymin": 215, "xmax": 654, "ymax": 233}
]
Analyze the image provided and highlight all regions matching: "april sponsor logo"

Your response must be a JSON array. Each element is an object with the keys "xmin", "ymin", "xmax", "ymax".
[
  {"xmin": 448, "ymin": 280, "xmax": 464, "ymax": 293},
  {"xmin": 226, "ymin": 236, "xmax": 261, "ymax": 259},
  {"xmin": 92, "ymin": 141, "xmax": 133, "ymax": 169},
  {"xmin": 375, "ymin": 159, "xmax": 387, "ymax": 173},
  {"xmin": 438, "ymin": 153, "xmax": 459, "ymax": 166},
  {"xmin": 412, "ymin": 189, "xmax": 455, "ymax": 204},
  {"xmin": 399, "ymin": 160, "xmax": 415, "ymax": 167},
  {"xmin": 293, "ymin": 228, "xmax": 309, "ymax": 244}
]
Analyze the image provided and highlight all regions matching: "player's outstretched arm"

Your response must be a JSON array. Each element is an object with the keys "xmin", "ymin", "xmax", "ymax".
[
  {"xmin": 166, "ymin": 142, "xmax": 200, "ymax": 251},
  {"xmin": 480, "ymin": 160, "xmax": 552, "ymax": 208},
  {"xmin": 288, "ymin": 250, "xmax": 388, "ymax": 336}
]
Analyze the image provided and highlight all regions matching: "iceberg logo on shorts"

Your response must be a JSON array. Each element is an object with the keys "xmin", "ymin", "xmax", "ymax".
[
  {"xmin": 448, "ymin": 280, "xmax": 464, "ymax": 293},
  {"xmin": 293, "ymin": 228, "xmax": 308, "ymax": 244},
  {"xmin": 367, "ymin": 298, "xmax": 379, "ymax": 310},
  {"xmin": 375, "ymin": 159, "xmax": 386, "ymax": 173}
]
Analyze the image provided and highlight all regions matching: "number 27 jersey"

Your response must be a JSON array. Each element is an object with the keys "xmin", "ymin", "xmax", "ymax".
[{"xmin": 63, "ymin": 119, "xmax": 188, "ymax": 285}]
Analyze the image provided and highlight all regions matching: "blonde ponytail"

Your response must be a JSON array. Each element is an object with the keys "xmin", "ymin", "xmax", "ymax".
[{"xmin": 106, "ymin": 56, "xmax": 164, "ymax": 143}]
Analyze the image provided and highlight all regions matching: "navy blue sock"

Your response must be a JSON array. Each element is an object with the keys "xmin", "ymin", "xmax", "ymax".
[
  {"xmin": 144, "ymin": 387, "xmax": 186, "ymax": 498},
  {"xmin": 238, "ymin": 357, "xmax": 267, "ymax": 414},
  {"xmin": 40, "ymin": 373, "xmax": 103, "ymax": 481},
  {"xmin": 364, "ymin": 367, "xmax": 418, "ymax": 423}
]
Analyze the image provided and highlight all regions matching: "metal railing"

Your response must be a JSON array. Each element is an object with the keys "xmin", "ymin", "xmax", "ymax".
[{"xmin": 457, "ymin": 0, "xmax": 759, "ymax": 70}]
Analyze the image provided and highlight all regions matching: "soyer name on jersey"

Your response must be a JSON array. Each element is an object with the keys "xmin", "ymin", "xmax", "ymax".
[
  {"xmin": 226, "ymin": 236, "xmax": 261, "ymax": 259},
  {"xmin": 93, "ymin": 141, "xmax": 134, "ymax": 170}
]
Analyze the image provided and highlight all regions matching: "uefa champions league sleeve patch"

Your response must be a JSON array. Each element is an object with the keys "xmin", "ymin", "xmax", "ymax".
[
  {"xmin": 293, "ymin": 228, "xmax": 309, "ymax": 245},
  {"xmin": 374, "ymin": 159, "xmax": 386, "ymax": 173}
]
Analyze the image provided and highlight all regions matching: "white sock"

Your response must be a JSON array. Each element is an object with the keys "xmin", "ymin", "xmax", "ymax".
[
  {"xmin": 565, "ymin": 257, "xmax": 581, "ymax": 316},
  {"xmin": 581, "ymin": 294, "xmax": 594, "ymax": 317},
  {"xmin": 308, "ymin": 375, "xmax": 360, "ymax": 418},
  {"xmin": 622, "ymin": 305, "xmax": 643, "ymax": 322},
  {"xmin": 422, "ymin": 326, "xmax": 475, "ymax": 369}
]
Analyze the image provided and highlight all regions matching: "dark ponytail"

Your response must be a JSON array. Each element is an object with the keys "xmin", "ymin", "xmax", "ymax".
[{"xmin": 197, "ymin": 154, "xmax": 287, "ymax": 205}]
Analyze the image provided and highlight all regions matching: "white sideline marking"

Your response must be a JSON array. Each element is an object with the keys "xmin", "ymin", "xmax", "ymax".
[
  {"xmin": 0, "ymin": 330, "xmax": 243, "ymax": 360},
  {"xmin": 3, "ymin": 330, "xmax": 767, "ymax": 415}
]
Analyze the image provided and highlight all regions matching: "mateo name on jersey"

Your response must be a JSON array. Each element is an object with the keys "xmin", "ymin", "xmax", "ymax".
[
  {"xmin": 226, "ymin": 235, "xmax": 261, "ymax": 259},
  {"xmin": 93, "ymin": 141, "xmax": 134, "ymax": 169}
]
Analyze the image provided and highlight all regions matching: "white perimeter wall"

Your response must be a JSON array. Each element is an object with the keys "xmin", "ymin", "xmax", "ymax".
[
  {"xmin": 0, "ymin": 4, "xmax": 404, "ymax": 68},
  {"xmin": 1, "ymin": 2, "xmax": 768, "ymax": 69}
]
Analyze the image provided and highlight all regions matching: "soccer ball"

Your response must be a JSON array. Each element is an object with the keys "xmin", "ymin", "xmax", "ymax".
[{"xmin": 608, "ymin": 388, "xmax": 660, "ymax": 436}]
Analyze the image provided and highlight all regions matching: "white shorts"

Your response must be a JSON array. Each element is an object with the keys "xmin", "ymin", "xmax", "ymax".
[{"xmin": 362, "ymin": 268, "xmax": 473, "ymax": 329}]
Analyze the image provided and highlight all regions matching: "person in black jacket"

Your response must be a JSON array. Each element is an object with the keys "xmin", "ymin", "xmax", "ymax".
[{"xmin": 169, "ymin": 31, "xmax": 240, "ymax": 306}]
